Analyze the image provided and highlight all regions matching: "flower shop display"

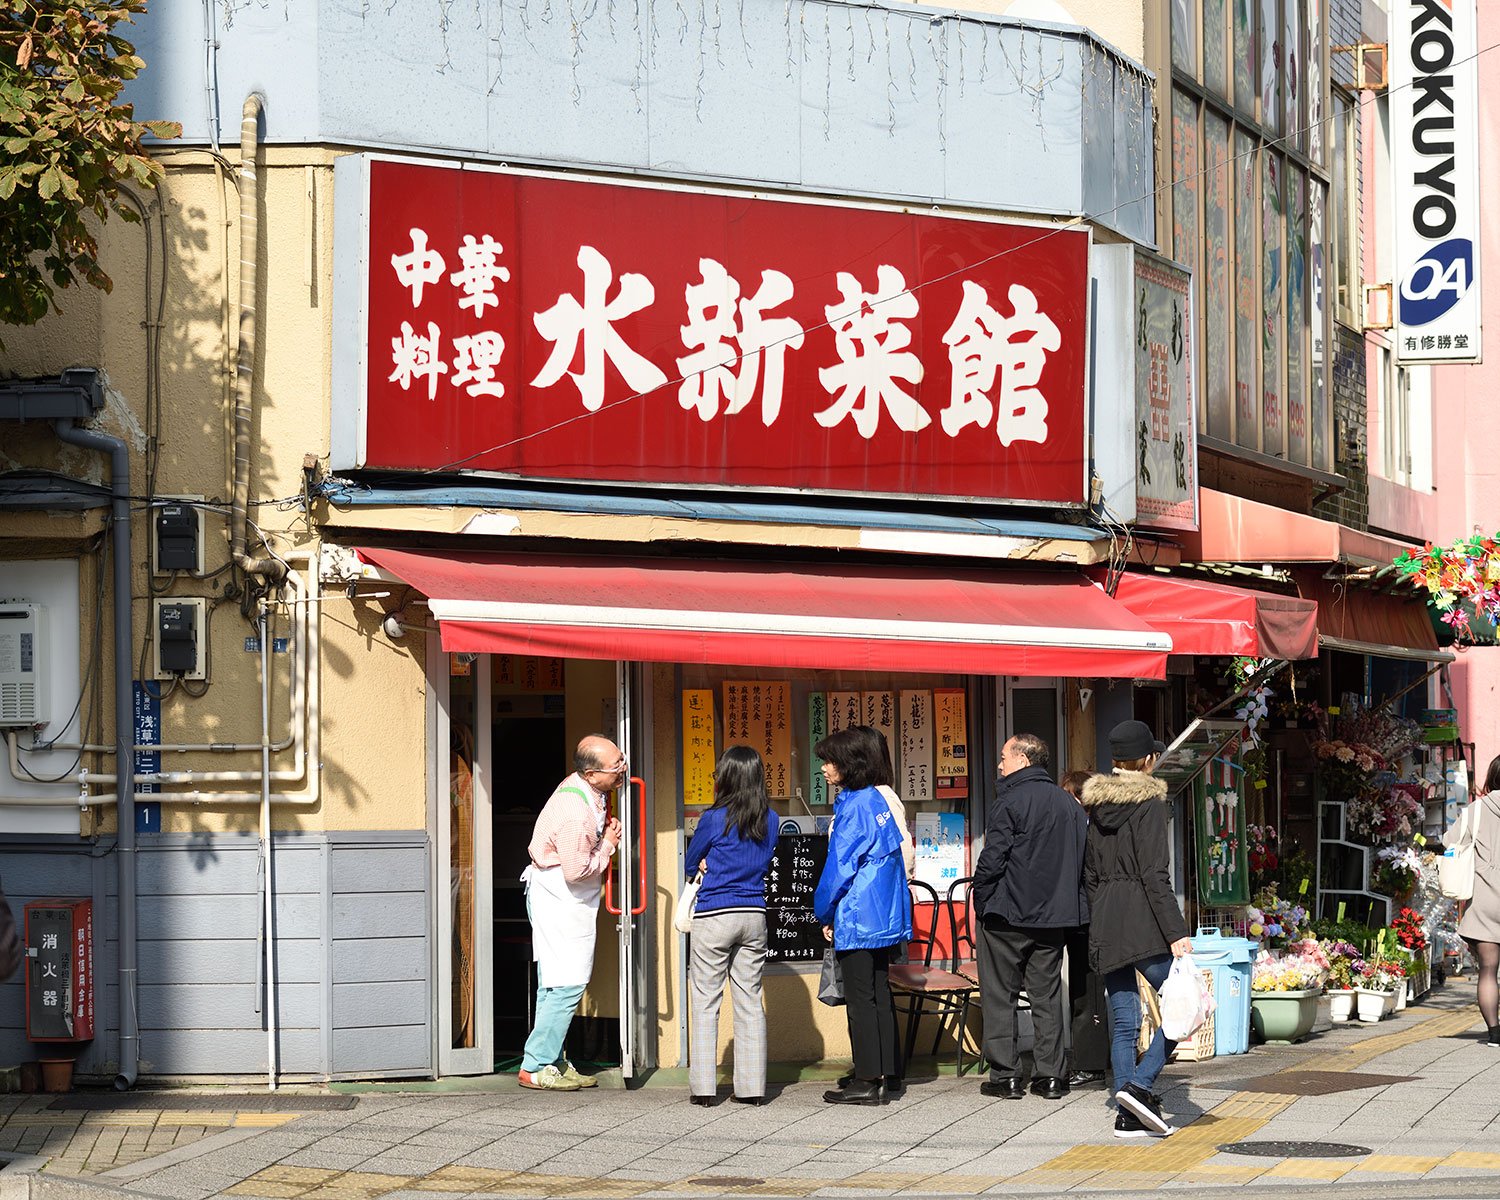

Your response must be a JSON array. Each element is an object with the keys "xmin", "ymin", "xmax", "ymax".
[
  {"xmin": 1247, "ymin": 824, "xmax": 1279, "ymax": 874},
  {"xmin": 1246, "ymin": 885, "xmax": 1309, "ymax": 948},
  {"xmin": 1195, "ymin": 760, "xmax": 1249, "ymax": 905},
  {"xmin": 1322, "ymin": 940, "xmax": 1364, "ymax": 1023},
  {"xmin": 1250, "ymin": 942, "xmax": 1327, "ymax": 1044},
  {"xmin": 1373, "ymin": 845, "xmax": 1424, "ymax": 898},
  {"xmin": 1394, "ymin": 533, "xmax": 1500, "ymax": 642},
  {"xmin": 1392, "ymin": 906, "xmax": 1432, "ymax": 998},
  {"xmin": 1345, "ymin": 787, "xmax": 1424, "ymax": 843}
]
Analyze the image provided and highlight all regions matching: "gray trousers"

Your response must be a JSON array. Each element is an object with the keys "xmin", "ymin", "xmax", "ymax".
[
  {"xmin": 978, "ymin": 915, "xmax": 1067, "ymax": 1080},
  {"xmin": 689, "ymin": 910, "xmax": 768, "ymax": 1098}
]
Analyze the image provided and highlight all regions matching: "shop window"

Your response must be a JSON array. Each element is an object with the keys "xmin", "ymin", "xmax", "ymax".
[{"xmin": 1330, "ymin": 89, "xmax": 1359, "ymax": 327}]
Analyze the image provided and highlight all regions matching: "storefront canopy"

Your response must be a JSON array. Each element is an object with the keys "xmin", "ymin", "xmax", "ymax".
[
  {"xmin": 1109, "ymin": 573, "xmax": 1319, "ymax": 660},
  {"xmin": 1182, "ymin": 488, "xmax": 1415, "ymax": 568},
  {"xmin": 1292, "ymin": 570, "xmax": 1454, "ymax": 662},
  {"xmin": 356, "ymin": 548, "xmax": 1174, "ymax": 678}
]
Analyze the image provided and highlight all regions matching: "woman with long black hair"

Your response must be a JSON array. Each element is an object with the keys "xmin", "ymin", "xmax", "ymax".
[{"xmin": 684, "ymin": 745, "xmax": 782, "ymax": 1105}]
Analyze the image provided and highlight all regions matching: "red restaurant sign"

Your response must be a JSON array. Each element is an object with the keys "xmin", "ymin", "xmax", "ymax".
[{"xmin": 335, "ymin": 157, "xmax": 1092, "ymax": 504}]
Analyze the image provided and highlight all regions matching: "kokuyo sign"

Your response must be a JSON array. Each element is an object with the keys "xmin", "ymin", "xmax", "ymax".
[
  {"xmin": 331, "ymin": 157, "xmax": 1091, "ymax": 504},
  {"xmin": 1389, "ymin": 0, "xmax": 1483, "ymax": 363}
]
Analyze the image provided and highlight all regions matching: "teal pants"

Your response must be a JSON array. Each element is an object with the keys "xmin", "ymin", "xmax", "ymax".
[{"xmin": 521, "ymin": 983, "xmax": 586, "ymax": 1073}]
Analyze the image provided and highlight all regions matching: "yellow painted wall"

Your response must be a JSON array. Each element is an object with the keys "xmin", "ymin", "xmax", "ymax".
[{"xmin": 0, "ymin": 148, "xmax": 429, "ymax": 836}]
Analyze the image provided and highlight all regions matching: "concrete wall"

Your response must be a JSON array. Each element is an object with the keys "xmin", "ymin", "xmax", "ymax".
[{"xmin": 130, "ymin": 0, "xmax": 1155, "ymax": 243}]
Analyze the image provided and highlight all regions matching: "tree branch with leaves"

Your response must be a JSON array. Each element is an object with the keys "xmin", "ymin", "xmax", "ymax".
[{"xmin": 0, "ymin": 1, "xmax": 180, "ymax": 325}]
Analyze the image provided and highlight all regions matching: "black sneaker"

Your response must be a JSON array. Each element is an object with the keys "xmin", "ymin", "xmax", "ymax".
[
  {"xmin": 1486, "ymin": 1024, "xmax": 1500, "ymax": 1047},
  {"xmin": 1114, "ymin": 1108, "xmax": 1151, "ymax": 1139},
  {"xmin": 1114, "ymin": 1082, "xmax": 1175, "ymax": 1136}
]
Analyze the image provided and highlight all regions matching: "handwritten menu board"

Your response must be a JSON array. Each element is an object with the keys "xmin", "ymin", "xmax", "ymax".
[
  {"xmin": 493, "ymin": 656, "xmax": 566, "ymax": 689},
  {"xmin": 682, "ymin": 689, "xmax": 716, "ymax": 807},
  {"xmin": 827, "ymin": 691, "xmax": 862, "ymax": 734},
  {"xmin": 765, "ymin": 833, "xmax": 829, "ymax": 962},
  {"xmin": 899, "ymin": 690, "xmax": 935, "ymax": 803},
  {"xmin": 934, "ymin": 687, "xmax": 969, "ymax": 798},
  {"xmin": 808, "ymin": 692, "xmax": 829, "ymax": 807},
  {"xmin": 862, "ymin": 691, "xmax": 898, "ymax": 772},
  {"xmin": 723, "ymin": 681, "xmax": 793, "ymax": 798}
]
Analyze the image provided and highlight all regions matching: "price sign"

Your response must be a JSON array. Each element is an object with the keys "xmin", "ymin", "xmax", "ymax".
[{"xmin": 765, "ymin": 833, "xmax": 829, "ymax": 962}]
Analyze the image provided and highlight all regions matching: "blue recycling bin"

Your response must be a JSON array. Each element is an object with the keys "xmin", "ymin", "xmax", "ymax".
[{"xmin": 1190, "ymin": 926, "xmax": 1257, "ymax": 1056}]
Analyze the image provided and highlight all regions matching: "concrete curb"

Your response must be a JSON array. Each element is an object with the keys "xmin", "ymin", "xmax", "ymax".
[{"xmin": 0, "ymin": 1155, "xmax": 156, "ymax": 1200}]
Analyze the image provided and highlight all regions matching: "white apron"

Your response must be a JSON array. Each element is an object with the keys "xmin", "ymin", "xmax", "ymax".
[{"xmin": 523, "ymin": 786, "xmax": 606, "ymax": 989}]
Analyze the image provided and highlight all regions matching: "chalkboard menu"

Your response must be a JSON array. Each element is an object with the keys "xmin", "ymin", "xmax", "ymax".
[{"xmin": 765, "ymin": 833, "xmax": 828, "ymax": 962}]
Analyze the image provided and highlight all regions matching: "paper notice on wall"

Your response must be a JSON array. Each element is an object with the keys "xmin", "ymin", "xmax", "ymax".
[
  {"xmin": 899, "ymin": 690, "xmax": 935, "ymax": 803},
  {"xmin": 493, "ymin": 655, "xmax": 566, "ymax": 689},
  {"xmin": 827, "ymin": 691, "xmax": 862, "ymax": 734},
  {"xmin": 863, "ymin": 691, "xmax": 898, "ymax": 771},
  {"xmin": 723, "ymin": 681, "xmax": 792, "ymax": 798},
  {"xmin": 914, "ymin": 813, "xmax": 965, "ymax": 891},
  {"xmin": 934, "ymin": 687, "xmax": 969, "ymax": 798},
  {"xmin": 808, "ymin": 692, "xmax": 829, "ymax": 807},
  {"xmin": 682, "ymin": 689, "xmax": 716, "ymax": 807}
]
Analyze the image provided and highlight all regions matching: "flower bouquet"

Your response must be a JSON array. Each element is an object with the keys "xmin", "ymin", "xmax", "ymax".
[
  {"xmin": 1246, "ymin": 885, "xmax": 1308, "ymax": 948},
  {"xmin": 1373, "ymin": 846, "xmax": 1423, "ymax": 897}
]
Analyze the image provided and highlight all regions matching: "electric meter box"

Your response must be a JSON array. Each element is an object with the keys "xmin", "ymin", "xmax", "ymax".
[{"xmin": 0, "ymin": 603, "xmax": 47, "ymax": 727}]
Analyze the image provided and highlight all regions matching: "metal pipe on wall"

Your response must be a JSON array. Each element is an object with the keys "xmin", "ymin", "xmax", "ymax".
[
  {"xmin": 53, "ymin": 418, "xmax": 139, "ymax": 1090},
  {"xmin": 259, "ymin": 601, "xmax": 278, "ymax": 1090}
]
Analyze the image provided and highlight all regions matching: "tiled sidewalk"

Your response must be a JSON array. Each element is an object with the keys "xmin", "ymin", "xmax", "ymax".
[{"xmin": 16, "ymin": 986, "xmax": 1500, "ymax": 1198}]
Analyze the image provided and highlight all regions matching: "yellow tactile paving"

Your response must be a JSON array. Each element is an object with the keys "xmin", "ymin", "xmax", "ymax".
[
  {"xmin": 225, "ymin": 1183, "xmax": 309, "ymax": 1198},
  {"xmin": 550, "ymin": 1183, "xmax": 651, "ymax": 1198},
  {"xmin": 234, "ymin": 1112, "xmax": 303, "ymax": 1127},
  {"xmin": 1168, "ymin": 1165, "xmax": 1268, "ymax": 1184},
  {"xmin": 1350, "ymin": 1154, "xmax": 1444, "ymax": 1174},
  {"xmin": 1260, "ymin": 1158, "xmax": 1357, "ymax": 1180},
  {"xmin": 254, "ymin": 1167, "xmax": 345, "ymax": 1185},
  {"xmin": 898, "ymin": 1175, "xmax": 1001, "ymax": 1194},
  {"xmin": 1445, "ymin": 1151, "xmax": 1500, "ymax": 1171},
  {"xmin": 840, "ymin": 1172, "xmax": 934, "ymax": 1188},
  {"xmin": 733, "ymin": 1180, "xmax": 826, "ymax": 1196},
  {"xmin": 156, "ymin": 1110, "xmax": 236, "ymax": 1126}
]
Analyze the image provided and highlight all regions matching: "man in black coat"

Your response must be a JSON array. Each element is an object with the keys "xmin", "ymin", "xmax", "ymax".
[{"xmin": 972, "ymin": 733, "xmax": 1088, "ymax": 1100}]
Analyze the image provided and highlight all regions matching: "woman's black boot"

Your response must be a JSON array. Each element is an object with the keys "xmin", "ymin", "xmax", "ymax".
[
  {"xmin": 824, "ymin": 1078, "xmax": 885, "ymax": 1105},
  {"xmin": 1486, "ymin": 1024, "xmax": 1500, "ymax": 1047}
]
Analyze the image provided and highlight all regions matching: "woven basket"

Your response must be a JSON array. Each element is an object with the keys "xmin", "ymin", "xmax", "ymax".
[{"xmin": 1169, "ymin": 969, "xmax": 1218, "ymax": 1061}]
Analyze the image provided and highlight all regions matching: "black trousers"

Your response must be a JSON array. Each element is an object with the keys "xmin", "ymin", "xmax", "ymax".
[
  {"xmin": 1064, "ymin": 924, "xmax": 1109, "ymax": 1074},
  {"xmin": 838, "ymin": 947, "xmax": 899, "ymax": 1080},
  {"xmin": 978, "ymin": 915, "xmax": 1067, "ymax": 1080}
]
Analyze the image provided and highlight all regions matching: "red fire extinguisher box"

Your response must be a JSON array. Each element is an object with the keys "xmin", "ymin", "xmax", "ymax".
[{"xmin": 24, "ymin": 899, "xmax": 93, "ymax": 1042}]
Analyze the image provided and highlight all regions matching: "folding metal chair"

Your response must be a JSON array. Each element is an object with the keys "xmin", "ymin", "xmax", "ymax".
[{"xmin": 888, "ymin": 879, "xmax": 981, "ymax": 1077}]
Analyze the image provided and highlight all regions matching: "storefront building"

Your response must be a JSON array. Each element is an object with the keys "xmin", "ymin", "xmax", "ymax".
[{"xmin": 0, "ymin": 2, "xmax": 1189, "ymax": 1081}]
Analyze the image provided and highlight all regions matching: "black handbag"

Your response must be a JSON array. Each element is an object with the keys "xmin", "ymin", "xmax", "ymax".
[{"xmin": 817, "ymin": 948, "xmax": 845, "ymax": 1007}]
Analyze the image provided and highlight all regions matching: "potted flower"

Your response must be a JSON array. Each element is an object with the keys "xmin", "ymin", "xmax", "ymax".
[
  {"xmin": 1392, "ymin": 907, "xmax": 1431, "ymax": 998},
  {"xmin": 1355, "ymin": 961, "xmax": 1395, "ymax": 1023},
  {"xmin": 1250, "ymin": 942, "xmax": 1327, "ymax": 1044},
  {"xmin": 1373, "ymin": 846, "xmax": 1423, "ymax": 901},
  {"xmin": 1388, "ymin": 950, "xmax": 1415, "ymax": 1011},
  {"xmin": 1322, "ymin": 941, "xmax": 1363, "ymax": 1024}
]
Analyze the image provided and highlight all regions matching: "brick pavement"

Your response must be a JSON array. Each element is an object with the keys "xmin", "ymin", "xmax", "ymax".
[{"xmin": 11, "ymin": 983, "xmax": 1500, "ymax": 1198}]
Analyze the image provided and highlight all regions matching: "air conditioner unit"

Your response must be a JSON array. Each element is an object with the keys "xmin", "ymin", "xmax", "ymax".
[{"xmin": 0, "ymin": 603, "xmax": 47, "ymax": 727}]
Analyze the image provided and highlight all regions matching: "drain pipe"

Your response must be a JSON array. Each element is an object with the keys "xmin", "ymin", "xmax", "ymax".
[
  {"xmin": 259, "ymin": 600, "xmax": 278, "ymax": 1090},
  {"xmin": 229, "ymin": 92, "xmax": 285, "ymax": 584},
  {"xmin": 54, "ymin": 418, "xmax": 138, "ymax": 1091}
]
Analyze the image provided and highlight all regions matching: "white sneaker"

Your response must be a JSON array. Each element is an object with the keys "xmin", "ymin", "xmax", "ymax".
[{"xmin": 518, "ymin": 1064, "xmax": 580, "ymax": 1091}]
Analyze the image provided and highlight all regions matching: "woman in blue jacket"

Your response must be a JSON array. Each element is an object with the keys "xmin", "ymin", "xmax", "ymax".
[
  {"xmin": 813, "ymin": 727, "xmax": 913, "ymax": 1105},
  {"xmin": 684, "ymin": 746, "xmax": 781, "ymax": 1106}
]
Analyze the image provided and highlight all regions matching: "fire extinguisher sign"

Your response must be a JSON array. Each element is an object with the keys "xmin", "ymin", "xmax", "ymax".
[{"xmin": 25, "ymin": 900, "xmax": 94, "ymax": 1042}]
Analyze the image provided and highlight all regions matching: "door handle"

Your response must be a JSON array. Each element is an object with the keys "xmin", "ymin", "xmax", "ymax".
[{"xmin": 604, "ymin": 775, "xmax": 649, "ymax": 916}]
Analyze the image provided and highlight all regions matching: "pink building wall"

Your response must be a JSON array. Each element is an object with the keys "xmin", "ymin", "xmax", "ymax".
[{"xmin": 1429, "ymin": 2, "xmax": 1500, "ymax": 772}]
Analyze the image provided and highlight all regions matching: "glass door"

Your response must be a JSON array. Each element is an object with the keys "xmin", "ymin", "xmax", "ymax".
[
  {"xmin": 609, "ymin": 663, "xmax": 657, "ymax": 1078},
  {"xmin": 1000, "ymin": 677, "xmax": 1065, "ymax": 776},
  {"xmin": 433, "ymin": 643, "xmax": 494, "ymax": 1077}
]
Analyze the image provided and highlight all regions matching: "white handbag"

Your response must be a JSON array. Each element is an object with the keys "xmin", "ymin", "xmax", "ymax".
[
  {"xmin": 1440, "ymin": 798, "xmax": 1487, "ymax": 901},
  {"xmin": 673, "ymin": 869, "xmax": 704, "ymax": 933}
]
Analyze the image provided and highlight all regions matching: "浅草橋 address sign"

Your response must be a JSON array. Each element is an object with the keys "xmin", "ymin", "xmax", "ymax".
[{"xmin": 331, "ymin": 157, "xmax": 1092, "ymax": 506}]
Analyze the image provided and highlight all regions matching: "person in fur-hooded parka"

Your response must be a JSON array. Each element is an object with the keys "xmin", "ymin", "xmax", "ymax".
[{"xmin": 1079, "ymin": 768, "xmax": 1190, "ymax": 978}]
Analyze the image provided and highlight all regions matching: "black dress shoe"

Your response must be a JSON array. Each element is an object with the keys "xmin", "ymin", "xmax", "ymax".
[
  {"xmin": 979, "ymin": 1077, "xmax": 1025, "ymax": 1100},
  {"xmin": 1030, "ymin": 1076, "xmax": 1069, "ymax": 1099},
  {"xmin": 690, "ymin": 1095, "xmax": 715, "ymax": 1106},
  {"xmin": 836, "ymin": 1071, "xmax": 855, "ymax": 1089},
  {"xmin": 882, "ymin": 1076, "xmax": 905, "ymax": 1098},
  {"xmin": 731, "ymin": 1094, "xmax": 767, "ymax": 1105},
  {"xmin": 824, "ymin": 1078, "xmax": 885, "ymax": 1105},
  {"xmin": 1067, "ymin": 1070, "xmax": 1106, "ymax": 1089}
]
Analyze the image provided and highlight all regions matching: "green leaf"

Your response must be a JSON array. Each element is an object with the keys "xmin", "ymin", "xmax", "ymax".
[
  {"xmin": 61, "ymin": 78, "xmax": 86, "ymax": 103},
  {"xmin": 142, "ymin": 120, "xmax": 181, "ymax": 139},
  {"xmin": 37, "ymin": 167, "xmax": 60, "ymax": 199}
]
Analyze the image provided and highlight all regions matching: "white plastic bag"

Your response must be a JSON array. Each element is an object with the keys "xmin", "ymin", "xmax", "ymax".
[{"xmin": 1158, "ymin": 954, "xmax": 1214, "ymax": 1041}]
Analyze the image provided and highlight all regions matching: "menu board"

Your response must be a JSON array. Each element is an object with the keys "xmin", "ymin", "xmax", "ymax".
[
  {"xmin": 899, "ymin": 690, "xmax": 935, "ymax": 803},
  {"xmin": 862, "ymin": 691, "xmax": 898, "ymax": 771},
  {"xmin": 808, "ymin": 693, "xmax": 829, "ymax": 807},
  {"xmin": 827, "ymin": 691, "xmax": 862, "ymax": 734},
  {"xmin": 765, "ymin": 833, "xmax": 828, "ymax": 962},
  {"xmin": 934, "ymin": 687, "xmax": 969, "ymax": 798},
  {"xmin": 682, "ymin": 689, "xmax": 716, "ymax": 807},
  {"xmin": 723, "ymin": 681, "xmax": 793, "ymax": 798}
]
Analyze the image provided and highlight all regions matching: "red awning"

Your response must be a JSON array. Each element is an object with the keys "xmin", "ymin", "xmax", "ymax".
[
  {"xmin": 1292, "ymin": 570, "xmax": 1450, "ymax": 661},
  {"xmin": 356, "ymin": 549, "xmax": 1173, "ymax": 678},
  {"xmin": 1183, "ymin": 488, "xmax": 1416, "ymax": 567},
  {"xmin": 1109, "ymin": 573, "xmax": 1320, "ymax": 660}
]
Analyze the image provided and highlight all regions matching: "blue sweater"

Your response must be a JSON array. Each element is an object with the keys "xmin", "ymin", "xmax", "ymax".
[{"xmin": 684, "ymin": 806, "xmax": 781, "ymax": 914}]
